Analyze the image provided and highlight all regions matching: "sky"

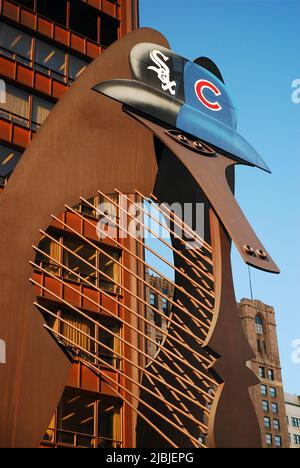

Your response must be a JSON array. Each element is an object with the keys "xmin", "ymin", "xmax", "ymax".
[{"xmin": 140, "ymin": 0, "xmax": 300, "ymax": 394}]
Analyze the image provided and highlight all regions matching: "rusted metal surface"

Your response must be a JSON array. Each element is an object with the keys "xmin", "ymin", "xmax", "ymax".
[{"xmin": 0, "ymin": 27, "xmax": 168, "ymax": 448}]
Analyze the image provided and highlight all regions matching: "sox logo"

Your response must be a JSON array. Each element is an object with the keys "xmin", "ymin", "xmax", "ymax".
[
  {"xmin": 147, "ymin": 50, "xmax": 177, "ymax": 96},
  {"xmin": 195, "ymin": 79, "xmax": 222, "ymax": 111}
]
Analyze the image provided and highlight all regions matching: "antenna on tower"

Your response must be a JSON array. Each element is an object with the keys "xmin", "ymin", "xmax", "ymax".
[{"xmin": 248, "ymin": 265, "xmax": 254, "ymax": 300}]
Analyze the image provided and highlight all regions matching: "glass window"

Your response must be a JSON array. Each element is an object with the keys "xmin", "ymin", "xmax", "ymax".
[
  {"xmin": 99, "ymin": 249, "xmax": 120, "ymax": 292},
  {"xmin": 98, "ymin": 398, "xmax": 121, "ymax": 448},
  {"xmin": 260, "ymin": 384, "xmax": 267, "ymax": 396},
  {"xmin": 259, "ymin": 366, "xmax": 265, "ymax": 379},
  {"xmin": 101, "ymin": 14, "xmax": 119, "ymax": 47},
  {"xmin": 31, "ymin": 96, "xmax": 54, "ymax": 130},
  {"xmin": 35, "ymin": 39, "xmax": 66, "ymax": 81},
  {"xmin": 273, "ymin": 419, "xmax": 280, "ymax": 430},
  {"xmin": 69, "ymin": 54, "xmax": 88, "ymax": 81},
  {"xmin": 255, "ymin": 315, "xmax": 264, "ymax": 334},
  {"xmin": 257, "ymin": 339, "xmax": 261, "ymax": 353},
  {"xmin": 37, "ymin": 0, "xmax": 67, "ymax": 26},
  {"xmin": 268, "ymin": 369, "xmax": 274, "ymax": 381},
  {"xmin": 150, "ymin": 292, "xmax": 156, "ymax": 307},
  {"xmin": 274, "ymin": 435, "xmax": 282, "ymax": 447},
  {"xmin": 0, "ymin": 144, "xmax": 22, "ymax": 182},
  {"xmin": 154, "ymin": 311, "xmax": 162, "ymax": 327},
  {"xmin": 264, "ymin": 416, "xmax": 270, "ymax": 428},
  {"xmin": 63, "ymin": 237, "xmax": 97, "ymax": 285},
  {"xmin": 98, "ymin": 319, "xmax": 120, "ymax": 369},
  {"xmin": 0, "ymin": 23, "xmax": 32, "ymax": 64},
  {"xmin": 269, "ymin": 387, "xmax": 277, "ymax": 398},
  {"xmin": 162, "ymin": 297, "xmax": 168, "ymax": 313},
  {"xmin": 0, "ymin": 84, "xmax": 29, "ymax": 126},
  {"xmin": 265, "ymin": 433, "xmax": 272, "ymax": 446},
  {"xmin": 57, "ymin": 388, "xmax": 95, "ymax": 447},
  {"xmin": 15, "ymin": 0, "xmax": 34, "ymax": 9},
  {"xmin": 262, "ymin": 400, "xmax": 269, "ymax": 412},
  {"xmin": 35, "ymin": 232, "xmax": 61, "ymax": 276},
  {"xmin": 291, "ymin": 417, "xmax": 300, "ymax": 427},
  {"xmin": 294, "ymin": 434, "xmax": 300, "ymax": 445},
  {"xmin": 70, "ymin": 2, "xmax": 98, "ymax": 41},
  {"xmin": 271, "ymin": 403, "xmax": 278, "ymax": 414}
]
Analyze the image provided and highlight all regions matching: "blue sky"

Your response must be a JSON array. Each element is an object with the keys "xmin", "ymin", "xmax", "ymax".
[{"xmin": 140, "ymin": 0, "xmax": 300, "ymax": 394}]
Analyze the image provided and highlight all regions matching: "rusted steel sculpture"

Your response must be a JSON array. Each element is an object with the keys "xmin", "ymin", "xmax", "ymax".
[{"xmin": 0, "ymin": 28, "xmax": 278, "ymax": 448}]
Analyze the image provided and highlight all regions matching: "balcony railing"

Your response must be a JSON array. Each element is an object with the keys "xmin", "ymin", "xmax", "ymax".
[{"xmin": 42, "ymin": 428, "xmax": 122, "ymax": 448}]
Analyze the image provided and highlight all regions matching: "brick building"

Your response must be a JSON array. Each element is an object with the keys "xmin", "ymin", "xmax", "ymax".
[
  {"xmin": 144, "ymin": 270, "xmax": 174, "ymax": 359},
  {"xmin": 0, "ymin": 0, "xmax": 139, "ymax": 448},
  {"xmin": 238, "ymin": 298, "xmax": 289, "ymax": 448},
  {"xmin": 285, "ymin": 393, "xmax": 300, "ymax": 448}
]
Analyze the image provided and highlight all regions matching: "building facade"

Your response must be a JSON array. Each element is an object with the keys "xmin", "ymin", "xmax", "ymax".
[
  {"xmin": 238, "ymin": 299, "xmax": 289, "ymax": 448},
  {"xmin": 285, "ymin": 393, "xmax": 300, "ymax": 448},
  {"xmin": 144, "ymin": 270, "xmax": 174, "ymax": 359},
  {"xmin": 0, "ymin": 0, "xmax": 139, "ymax": 448}
]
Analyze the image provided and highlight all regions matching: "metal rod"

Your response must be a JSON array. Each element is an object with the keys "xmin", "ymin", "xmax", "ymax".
[
  {"xmin": 30, "ymin": 271, "xmax": 217, "ymax": 391},
  {"xmin": 37, "ymin": 303, "xmax": 209, "ymax": 429},
  {"xmin": 69, "ymin": 201, "xmax": 212, "ymax": 322},
  {"xmin": 35, "ymin": 300, "xmax": 212, "ymax": 418},
  {"xmin": 44, "ymin": 324, "xmax": 206, "ymax": 447}
]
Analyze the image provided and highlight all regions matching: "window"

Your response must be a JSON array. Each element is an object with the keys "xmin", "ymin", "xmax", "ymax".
[
  {"xmin": 15, "ymin": 0, "xmax": 34, "ymax": 9},
  {"xmin": 99, "ymin": 249, "xmax": 120, "ymax": 292},
  {"xmin": 150, "ymin": 292, "xmax": 156, "ymax": 307},
  {"xmin": 0, "ymin": 144, "xmax": 22, "ymax": 185},
  {"xmin": 50, "ymin": 309, "xmax": 121, "ymax": 369},
  {"xmin": 0, "ymin": 84, "xmax": 29, "ymax": 126},
  {"xmin": 265, "ymin": 433, "xmax": 272, "ymax": 446},
  {"xmin": 271, "ymin": 403, "xmax": 278, "ymax": 414},
  {"xmin": 274, "ymin": 435, "xmax": 282, "ymax": 447},
  {"xmin": 154, "ymin": 311, "xmax": 162, "ymax": 327},
  {"xmin": 261, "ymin": 384, "xmax": 267, "ymax": 396},
  {"xmin": 269, "ymin": 387, "xmax": 277, "ymax": 398},
  {"xmin": 257, "ymin": 339, "xmax": 261, "ymax": 353},
  {"xmin": 101, "ymin": 14, "xmax": 119, "ymax": 47},
  {"xmin": 162, "ymin": 297, "xmax": 168, "ymax": 313},
  {"xmin": 294, "ymin": 434, "xmax": 300, "ymax": 445},
  {"xmin": 255, "ymin": 315, "xmax": 264, "ymax": 334},
  {"xmin": 0, "ymin": 23, "xmax": 32, "ymax": 65},
  {"xmin": 268, "ymin": 369, "xmax": 274, "ymax": 381},
  {"xmin": 31, "ymin": 96, "xmax": 54, "ymax": 130},
  {"xmin": 262, "ymin": 400, "xmax": 269, "ymax": 412},
  {"xmin": 37, "ymin": 0, "xmax": 67, "ymax": 26},
  {"xmin": 291, "ymin": 417, "xmax": 300, "ymax": 427},
  {"xmin": 273, "ymin": 419, "xmax": 280, "ymax": 430},
  {"xmin": 264, "ymin": 416, "xmax": 271, "ymax": 429},
  {"xmin": 63, "ymin": 237, "xmax": 97, "ymax": 285},
  {"xmin": 259, "ymin": 367, "xmax": 265, "ymax": 379},
  {"xmin": 54, "ymin": 388, "xmax": 122, "ymax": 448},
  {"xmin": 36, "ymin": 233, "xmax": 121, "ymax": 293},
  {"xmin": 70, "ymin": 2, "xmax": 98, "ymax": 41},
  {"xmin": 35, "ymin": 39, "xmax": 66, "ymax": 81},
  {"xmin": 69, "ymin": 55, "xmax": 88, "ymax": 81}
]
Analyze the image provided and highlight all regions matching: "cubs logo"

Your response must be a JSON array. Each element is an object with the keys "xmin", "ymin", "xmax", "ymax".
[{"xmin": 195, "ymin": 79, "xmax": 222, "ymax": 111}]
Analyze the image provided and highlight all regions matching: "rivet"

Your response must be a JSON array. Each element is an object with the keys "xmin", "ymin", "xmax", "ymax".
[
  {"xmin": 243, "ymin": 244, "xmax": 255, "ymax": 256},
  {"xmin": 178, "ymin": 134, "xmax": 188, "ymax": 143},
  {"xmin": 256, "ymin": 249, "xmax": 268, "ymax": 260},
  {"xmin": 193, "ymin": 140, "xmax": 203, "ymax": 150}
]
